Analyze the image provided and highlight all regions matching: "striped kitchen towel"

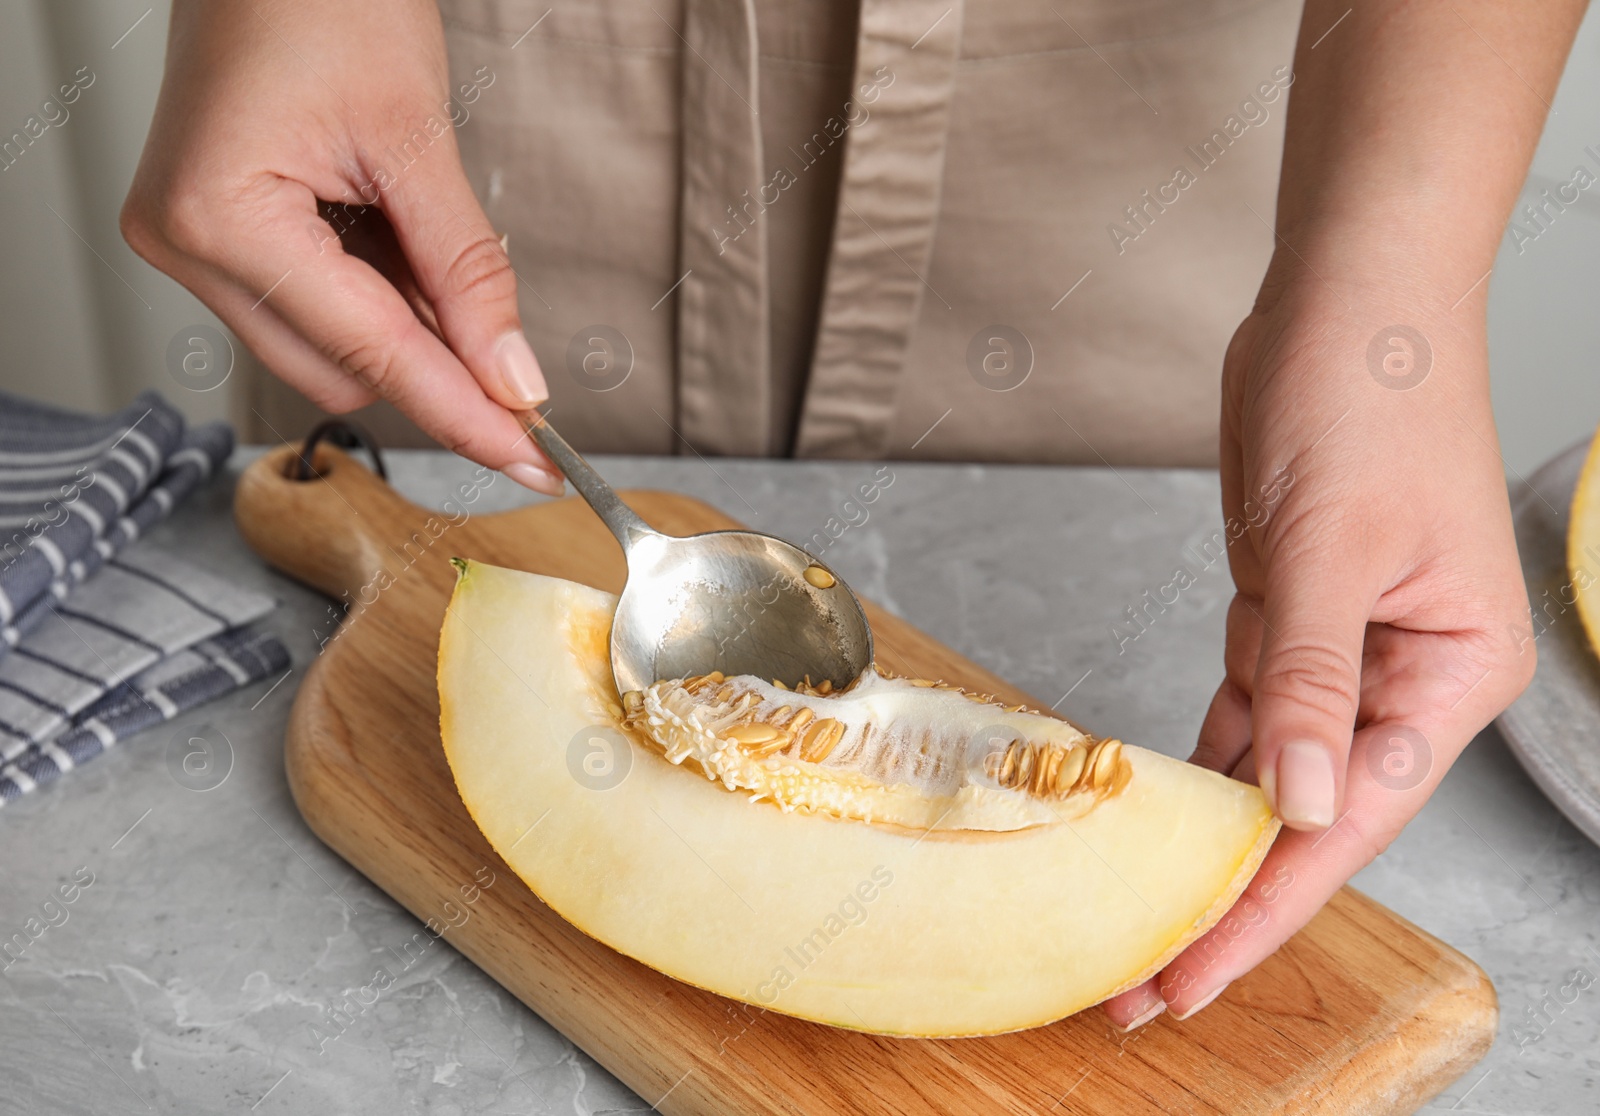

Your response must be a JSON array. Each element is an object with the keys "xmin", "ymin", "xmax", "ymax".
[
  {"xmin": 0, "ymin": 626, "xmax": 290, "ymax": 804},
  {"xmin": 0, "ymin": 389, "xmax": 291, "ymax": 808},
  {"xmin": 0, "ymin": 390, "xmax": 232, "ymax": 650},
  {"xmin": 0, "ymin": 544, "xmax": 278, "ymax": 756}
]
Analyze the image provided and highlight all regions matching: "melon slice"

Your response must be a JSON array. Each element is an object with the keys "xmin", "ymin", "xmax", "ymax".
[
  {"xmin": 1569, "ymin": 422, "xmax": 1600, "ymax": 657},
  {"xmin": 438, "ymin": 560, "xmax": 1279, "ymax": 1037}
]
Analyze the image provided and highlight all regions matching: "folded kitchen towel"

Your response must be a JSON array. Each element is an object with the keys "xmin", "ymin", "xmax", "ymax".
[
  {"xmin": 0, "ymin": 625, "xmax": 290, "ymax": 805},
  {"xmin": 0, "ymin": 390, "xmax": 292, "ymax": 807},
  {"xmin": 0, "ymin": 544, "xmax": 278, "ymax": 757},
  {"xmin": 0, "ymin": 390, "xmax": 236, "ymax": 646}
]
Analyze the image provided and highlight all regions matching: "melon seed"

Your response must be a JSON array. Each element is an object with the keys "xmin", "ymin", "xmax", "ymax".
[
  {"xmin": 1053, "ymin": 746, "xmax": 1087, "ymax": 793},
  {"xmin": 1013, "ymin": 743, "xmax": 1035, "ymax": 789},
  {"xmin": 998, "ymin": 742, "xmax": 1018, "ymax": 786},
  {"xmin": 803, "ymin": 566, "xmax": 837, "ymax": 589},
  {"xmin": 1091, "ymin": 739, "xmax": 1123, "ymax": 788},
  {"xmin": 800, "ymin": 718, "xmax": 845, "ymax": 762},
  {"xmin": 1038, "ymin": 746, "xmax": 1063, "ymax": 794},
  {"xmin": 727, "ymin": 723, "xmax": 781, "ymax": 746},
  {"xmin": 1032, "ymin": 746, "xmax": 1058, "ymax": 795},
  {"xmin": 745, "ymin": 731, "xmax": 795, "ymax": 759}
]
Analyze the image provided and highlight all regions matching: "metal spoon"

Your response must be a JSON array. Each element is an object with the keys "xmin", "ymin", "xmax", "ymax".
[{"xmin": 521, "ymin": 411, "xmax": 874, "ymax": 697}]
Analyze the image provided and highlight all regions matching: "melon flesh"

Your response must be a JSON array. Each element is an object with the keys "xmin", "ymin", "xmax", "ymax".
[{"xmin": 438, "ymin": 561, "xmax": 1279, "ymax": 1037}]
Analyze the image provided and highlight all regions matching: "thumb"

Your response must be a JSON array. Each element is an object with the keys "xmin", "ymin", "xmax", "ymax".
[
  {"xmin": 380, "ymin": 148, "xmax": 548, "ymax": 412},
  {"xmin": 1250, "ymin": 554, "xmax": 1373, "ymax": 831}
]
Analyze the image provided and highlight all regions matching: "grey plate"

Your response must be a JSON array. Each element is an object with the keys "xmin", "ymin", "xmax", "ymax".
[{"xmin": 1496, "ymin": 435, "xmax": 1600, "ymax": 848}]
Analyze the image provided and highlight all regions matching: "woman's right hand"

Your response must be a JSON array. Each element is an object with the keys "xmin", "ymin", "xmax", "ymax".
[{"xmin": 122, "ymin": 0, "xmax": 562, "ymax": 493}]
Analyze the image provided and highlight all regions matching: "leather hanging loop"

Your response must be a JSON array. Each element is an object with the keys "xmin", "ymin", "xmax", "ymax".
[{"xmin": 291, "ymin": 419, "xmax": 388, "ymax": 482}]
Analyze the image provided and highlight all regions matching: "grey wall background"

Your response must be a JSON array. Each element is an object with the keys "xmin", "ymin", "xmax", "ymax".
[
  {"xmin": 1, "ymin": 0, "xmax": 1597, "ymax": 474},
  {"xmin": 0, "ymin": 0, "xmax": 233, "ymax": 427},
  {"xmin": 1491, "ymin": 8, "xmax": 1600, "ymax": 476}
]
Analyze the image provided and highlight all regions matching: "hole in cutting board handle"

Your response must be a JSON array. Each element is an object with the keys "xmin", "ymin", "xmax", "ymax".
[{"xmin": 288, "ymin": 419, "xmax": 389, "ymax": 483}]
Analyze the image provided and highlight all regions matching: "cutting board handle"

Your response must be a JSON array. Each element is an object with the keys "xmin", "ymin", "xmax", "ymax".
[{"xmin": 234, "ymin": 443, "xmax": 433, "ymax": 603}]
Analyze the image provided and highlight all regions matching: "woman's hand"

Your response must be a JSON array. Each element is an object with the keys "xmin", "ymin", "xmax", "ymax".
[
  {"xmin": 1105, "ymin": 268, "xmax": 1534, "ymax": 1028},
  {"xmin": 122, "ymin": 0, "xmax": 561, "ymax": 492},
  {"xmin": 1101, "ymin": 0, "xmax": 1582, "ymax": 1031}
]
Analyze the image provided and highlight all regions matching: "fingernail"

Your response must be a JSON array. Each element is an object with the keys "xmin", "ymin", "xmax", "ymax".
[
  {"xmin": 495, "ymin": 332, "xmax": 547, "ymax": 407},
  {"xmin": 1275, "ymin": 740, "xmax": 1336, "ymax": 829},
  {"xmin": 1113, "ymin": 997, "xmax": 1167, "ymax": 1034},
  {"xmin": 504, "ymin": 461, "xmax": 564, "ymax": 496},
  {"xmin": 1257, "ymin": 760, "xmax": 1277, "ymax": 813},
  {"xmin": 1172, "ymin": 983, "xmax": 1228, "ymax": 1021}
]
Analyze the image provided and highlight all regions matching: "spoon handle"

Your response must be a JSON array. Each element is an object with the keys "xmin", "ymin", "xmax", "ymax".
[{"xmin": 519, "ymin": 410, "xmax": 660, "ymax": 550}]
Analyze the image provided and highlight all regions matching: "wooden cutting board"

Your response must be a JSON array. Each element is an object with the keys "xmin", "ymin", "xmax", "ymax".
[{"xmin": 235, "ymin": 444, "xmax": 1496, "ymax": 1115}]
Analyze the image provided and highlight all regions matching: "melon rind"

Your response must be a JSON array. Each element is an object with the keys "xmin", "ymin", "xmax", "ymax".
[
  {"xmin": 438, "ymin": 561, "xmax": 1279, "ymax": 1037},
  {"xmin": 1568, "ymin": 422, "xmax": 1600, "ymax": 659}
]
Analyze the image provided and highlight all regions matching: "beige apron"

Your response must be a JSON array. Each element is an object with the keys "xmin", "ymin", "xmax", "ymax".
[{"xmin": 247, "ymin": 0, "xmax": 1299, "ymax": 466}]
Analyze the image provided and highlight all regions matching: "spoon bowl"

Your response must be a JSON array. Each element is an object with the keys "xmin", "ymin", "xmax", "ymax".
[
  {"xmin": 521, "ymin": 412, "xmax": 874, "ymax": 696},
  {"xmin": 609, "ymin": 528, "xmax": 871, "ymax": 695}
]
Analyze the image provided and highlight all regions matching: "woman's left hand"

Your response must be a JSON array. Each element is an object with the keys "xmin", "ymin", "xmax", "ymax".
[{"xmin": 1103, "ymin": 265, "xmax": 1535, "ymax": 1029}]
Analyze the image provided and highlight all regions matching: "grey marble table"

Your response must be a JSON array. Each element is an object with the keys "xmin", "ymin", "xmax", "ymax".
[{"xmin": 2, "ymin": 449, "xmax": 1596, "ymax": 1115}]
